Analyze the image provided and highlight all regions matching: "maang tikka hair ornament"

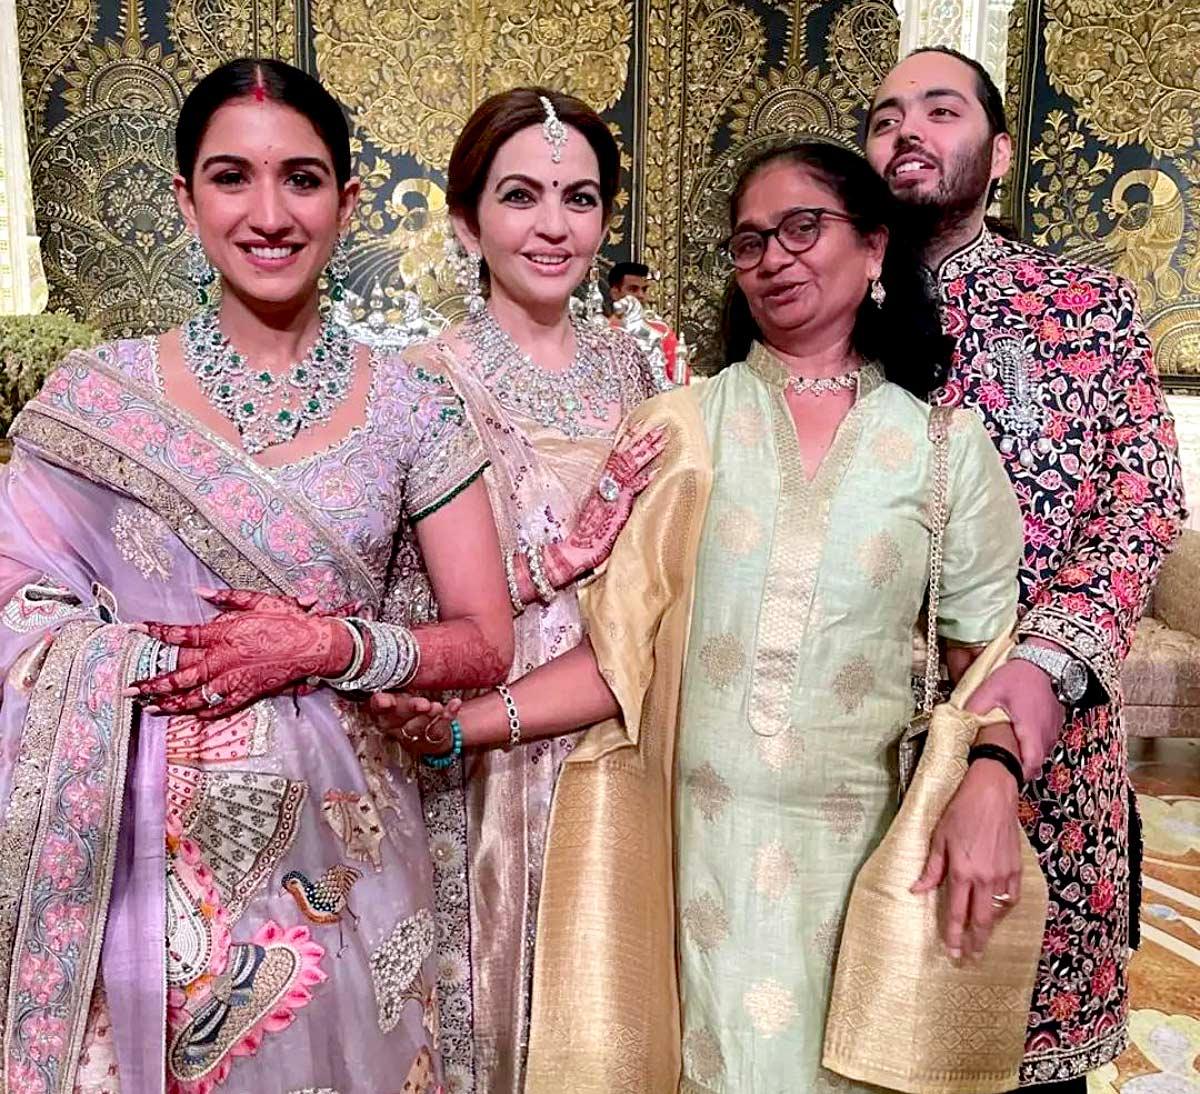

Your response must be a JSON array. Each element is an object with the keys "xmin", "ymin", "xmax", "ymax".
[{"xmin": 539, "ymin": 95, "xmax": 567, "ymax": 163}]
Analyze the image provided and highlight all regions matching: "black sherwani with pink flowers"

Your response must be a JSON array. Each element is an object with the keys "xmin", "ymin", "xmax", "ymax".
[{"xmin": 932, "ymin": 230, "xmax": 1186, "ymax": 1084}]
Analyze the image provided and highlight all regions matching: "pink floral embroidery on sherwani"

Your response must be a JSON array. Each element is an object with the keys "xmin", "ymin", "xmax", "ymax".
[{"xmin": 934, "ymin": 231, "xmax": 1185, "ymax": 1084}]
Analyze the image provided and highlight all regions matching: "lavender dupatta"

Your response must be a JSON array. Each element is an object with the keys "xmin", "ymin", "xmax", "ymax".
[{"xmin": 0, "ymin": 350, "xmax": 436, "ymax": 1093}]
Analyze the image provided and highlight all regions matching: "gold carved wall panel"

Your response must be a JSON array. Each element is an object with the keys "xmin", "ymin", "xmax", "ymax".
[
  {"xmin": 20, "ymin": 0, "xmax": 898, "ymax": 362},
  {"xmin": 1008, "ymin": 0, "xmax": 1200, "ymax": 390}
]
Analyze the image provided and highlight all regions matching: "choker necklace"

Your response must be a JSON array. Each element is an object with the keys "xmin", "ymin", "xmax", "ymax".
[
  {"xmin": 462, "ymin": 309, "xmax": 624, "ymax": 438},
  {"xmin": 787, "ymin": 369, "xmax": 860, "ymax": 397},
  {"xmin": 182, "ymin": 307, "xmax": 356, "ymax": 456}
]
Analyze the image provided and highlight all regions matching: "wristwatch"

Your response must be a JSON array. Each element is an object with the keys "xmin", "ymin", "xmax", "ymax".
[{"xmin": 1008, "ymin": 643, "xmax": 1089, "ymax": 705}]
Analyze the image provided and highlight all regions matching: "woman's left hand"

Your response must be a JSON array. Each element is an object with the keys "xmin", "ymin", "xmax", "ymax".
[
  {"xmin": 911, "ymin": 759, "xmax": 1023, "ymax": 960},
  {"xmin": 370, "ymin": 692, "xmax": 461, "ymax": 755},
  {"xmin": 128, "ymin": 589, "xmax": 355, "ymax": 718}
]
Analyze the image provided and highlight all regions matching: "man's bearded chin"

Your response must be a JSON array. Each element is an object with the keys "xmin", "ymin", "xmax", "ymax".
[{"xmin": 890, "ymin": 142, "xmax": 995, "ymax": 246}]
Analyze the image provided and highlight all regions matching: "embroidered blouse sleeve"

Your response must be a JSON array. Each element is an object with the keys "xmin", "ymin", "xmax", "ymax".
[
  {"xmin": 395, "ymin": 354, "xmax": 489, "ymax": 523},
  {"xmin": 936, "ymin": 410, "xmax": 1023, "ymax": 645},
  {"xmin": 1017, "ymin": 277, "xmax": 1186, "ymax": 697}
]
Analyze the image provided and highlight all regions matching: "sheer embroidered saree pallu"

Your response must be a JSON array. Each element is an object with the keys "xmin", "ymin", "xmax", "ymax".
[
  {"xmin": 823, "ymin": 637, "xmax": 1049, "ymax": 1094},
  {"xmin": 0, "ymin": 351, "xmax": 454, "ymax": 1093}
]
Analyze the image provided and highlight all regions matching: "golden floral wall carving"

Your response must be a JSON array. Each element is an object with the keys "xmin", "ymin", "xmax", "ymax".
[
  {"xmin": 1009, "ymin": 0, "xmax": 1200, "ymax": 389},
  {"xmin": 22, "ymin": 0, "xmax": 896, "ymax": 350},
  {"xmin": 311, "ymin": 0, "xmax": 630, "ymax": 170},
  {"xmin": 642, "ymin": 0, "xmax": 898, "ymax": 371}
]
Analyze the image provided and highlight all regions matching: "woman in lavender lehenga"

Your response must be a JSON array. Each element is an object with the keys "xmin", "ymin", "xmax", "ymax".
[
  {"xmin": 370, "ymin": 89, "xmax": 668, "ymax": 1094},
  {"xmin": 0, "ymin": 59, "xmax": 524, "ymax": 1094}
]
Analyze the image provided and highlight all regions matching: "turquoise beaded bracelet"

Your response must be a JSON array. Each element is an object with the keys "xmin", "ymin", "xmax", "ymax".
[{"xmin": 421, "ymin": 719, "xmax": 464, "ymax": 770}]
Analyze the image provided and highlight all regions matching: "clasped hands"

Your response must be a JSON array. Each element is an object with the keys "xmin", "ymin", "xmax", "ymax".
[{"xmin": 126, "ymin": 588, "xmax": 360, "ymax": 719}]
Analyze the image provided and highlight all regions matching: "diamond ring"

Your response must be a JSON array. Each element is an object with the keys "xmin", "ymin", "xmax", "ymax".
[
  {"xmin": 597, "ymin": 473, "xmax": 620, "ymax": 503},
  {"xmin": 201, "ymin": 684, "xmax": 223, "ymax": 708}
]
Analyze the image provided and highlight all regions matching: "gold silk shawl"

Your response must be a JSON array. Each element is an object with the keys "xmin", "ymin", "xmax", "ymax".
[
  {"xmin": 823, "ymin": 635, "xmax": 1049, "ymax": 1094},
  {"xmin": 525, "ymin": 384, "xmax": 713, "ymax": 1092}
]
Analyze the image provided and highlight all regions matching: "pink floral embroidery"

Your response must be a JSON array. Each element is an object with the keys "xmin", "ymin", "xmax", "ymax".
[
  {"xmin": 977, "ymin": 379, "xmax": 1008, "ymax": 410},
  {"xmin": 22, "ymin": 1012, "xmax": 67, "ymax": 1062},
  {"xmin": 210, "ymin": 479, "xmax": 266, "ymax": 526},
  {"xmin": 167, "ymin": 433, "xmax": 222, "ymax": 479},
  {"xmin": 1037, "ymin": 316, "xmax": 1067, "ymax": 346},
  {"xmin": 39, "ymin": 833, "xmax": 86, "ymax": 891},
  {"xmin": 43, "ymin": 900, "xmax": 89, "ymax": 953},
  {"xmin": 264, "ymin": 511, "xmax": 316, "ymax": 564},
  {"xmin": 941, "ymin": 306, "xmax": 968, "ymax": 338},
  {"xmin": 1015, "ymin": 260, "xmax": 1046, "ymax": 287},
  {"xmin": 63, "ymin": 778, "xmax": 106, "ymax": 829},
  {"xmin": 1089, "ymin": 878, "xmax": 1115, "ymax": 914},
  {"xmin": 1112, "ymin": 471, "xmax": 1149, "ymax": 504},
  {"xmin": 1060, "ymin": 349, "xmax": 1107, "ymax": 381},
  {"xmin": 74, "ymin": 375, "xmax": 125, "ymax": 414},
  {"xmin": 1023, "ymin": 513, "xmax": 1057, "ymax": 550},
  {"xmin": 19, "ymin": 953, "xmax": 64, "ymax": 1007},
  {"xmin": 1011, "ymin": 292, "xmax": 1044, "ymax": 316},
  {"xmin": 109, "ymin": 410, "xmax": 169, "ymax": 451},
  {"xmin": 7, "ymin": 1059, "xmax": 47, "ymax": 1094},
  {"xmin": 61, "ymin": 719, "xmax": 99, "ymax": 771},
  {"xmin": 1109, "ymin": 569, "xmax": 1140, "ymax": 611},
  {"xmin": 1052, "ymin": 281, "xmax": 1101, "ymax": 315}
]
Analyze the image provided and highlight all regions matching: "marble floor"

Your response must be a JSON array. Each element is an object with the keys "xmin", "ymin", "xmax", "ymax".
[{"xmin": 1089, "ymin": 737, "xmax": 1200, "ymax": 1092}]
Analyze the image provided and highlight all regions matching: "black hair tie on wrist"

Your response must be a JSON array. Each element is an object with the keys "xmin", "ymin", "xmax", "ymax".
[{"xmin": 967, "ymin": 743, "xmax": 1024, "ymax": 789}]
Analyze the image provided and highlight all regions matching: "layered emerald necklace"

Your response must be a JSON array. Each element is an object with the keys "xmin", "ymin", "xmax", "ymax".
[{"xmin": 182, "ymin": 307, "xmax": 355, "ymax": 456}]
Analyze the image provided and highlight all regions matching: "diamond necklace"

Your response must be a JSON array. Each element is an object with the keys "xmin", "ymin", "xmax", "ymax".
[
  {"xmin": 181, "ymin": 307, "xmax": 356, "ymax": 456},
  {"xmin": 787, "ymin": 369, "xmax": 860, "ymax": 397},
  {"xmin": 462, "ymin": 309, "xmax": 624, "ymax": 438}
]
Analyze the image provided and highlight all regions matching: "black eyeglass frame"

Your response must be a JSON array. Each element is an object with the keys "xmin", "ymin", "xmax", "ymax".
[{"xmin": 721, "ymin": 206, "xmax": 860, "ymax": 270}]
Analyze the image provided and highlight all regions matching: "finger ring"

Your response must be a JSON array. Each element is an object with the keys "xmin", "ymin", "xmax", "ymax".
[
  {"xmin": 991, "ymin": 892, "xmax": 1013, "ymax": 908},
  {"xmin": 424, "ymin": 723, "xmax": 447, "ymax": 746},
  {"xmin": 597, "ymin": 474, "xmax": 620, "ymax": 503},
  {"xmin": 201, "ymin": 685, "xmax": 223, "ymax": 708}
]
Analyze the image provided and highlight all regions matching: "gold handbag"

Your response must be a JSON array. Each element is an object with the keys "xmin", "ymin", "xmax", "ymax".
[
  {"xmin": 822, "ymin": 638, "xmax": 1048, "ymax": 1092},
  {"xmin": 897, "ymin": 407, "xmax": 952, "ymax": 797}
]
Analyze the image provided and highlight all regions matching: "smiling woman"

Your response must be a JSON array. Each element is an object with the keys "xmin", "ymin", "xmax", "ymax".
[
  {"xmin": 370, "ymin": 87, "xmax": 665, "ymax": 1094},
  {"xmin": 0, "ymin": 57, "xmax": 536, "ymax": 1094}
]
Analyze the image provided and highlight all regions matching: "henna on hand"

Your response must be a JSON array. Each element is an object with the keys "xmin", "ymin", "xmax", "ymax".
[
  {"xmin": 561, "ymin": 426, "xmax": 665, "ymax": 576},
  {"xmin": 408, "ymin": 619, "xmax": 509, "ymax": 692},
  {"xmin": 132, "ymin": 588, "xmax": 355, "ymax": 719}
]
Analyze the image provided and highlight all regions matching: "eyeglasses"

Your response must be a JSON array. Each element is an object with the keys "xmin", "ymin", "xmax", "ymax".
[{"xmin": 722, "ymin": 207, "xmax": 859, "ymax": 270}]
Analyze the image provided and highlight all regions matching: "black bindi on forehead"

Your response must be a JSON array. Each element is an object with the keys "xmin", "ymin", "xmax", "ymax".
[{"xmin": 552, "ymin": 180, "xmax": 559, "ymax": 188}]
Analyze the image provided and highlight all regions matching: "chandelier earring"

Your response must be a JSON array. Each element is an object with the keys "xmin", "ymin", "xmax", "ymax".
[
  {"xmin": 584, "ymin": 257, "xmax": 605, "ymax": 324},
  {"xmin": 185, "ymin": 235, "xmax": 217, "ymax": 308},
  {"xmin": 445, "ymin": 235, "xmax": 485, "ymax": 317},
  {"xmin": 870, "ymin": 278, "xmax": 887, "ymax": 308},
  {"xmin": 327, "ymin": 235, "xmax": 351, "ymax": 304}
]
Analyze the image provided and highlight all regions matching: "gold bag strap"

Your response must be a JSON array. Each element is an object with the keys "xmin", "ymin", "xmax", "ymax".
[{"xmin": 921, "ymin": 406, "xmax": 953, "ymax": 714}]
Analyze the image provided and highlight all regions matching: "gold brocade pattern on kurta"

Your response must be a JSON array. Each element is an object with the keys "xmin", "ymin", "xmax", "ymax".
[{"xmin": 525, "ymin": 359, "xmax": 1023, "ymax": 1092}]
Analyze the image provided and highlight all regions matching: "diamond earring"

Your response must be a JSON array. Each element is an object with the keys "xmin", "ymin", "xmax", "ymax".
[
  {"xmin": 185, "ymin": 236, "xmax": 217, "ymax": 308},
  {"xmin": 446, "ymin": 236, "xmax": 485, "ymax": 317},
  {"xmin": 584, "ymin": 258, "xmax": 605, "ymax": 324},
  {"xmin": 327, "ymin": 235, "xmax": 351, "ymax": 304},
  {"xmin": 870, "ymin": 278, "xmax": 887, "ymax": 307}
]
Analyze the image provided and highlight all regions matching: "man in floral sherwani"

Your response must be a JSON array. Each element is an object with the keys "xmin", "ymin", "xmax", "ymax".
[{"xmin": 866, "ymin": 47, "xmax": 1186, "ymax": 1093}]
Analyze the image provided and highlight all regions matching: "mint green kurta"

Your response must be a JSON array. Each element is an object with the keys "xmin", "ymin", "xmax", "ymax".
[{"xmin": 674, "ymin": 345, "xmax": 1022, "ymax": 1092}]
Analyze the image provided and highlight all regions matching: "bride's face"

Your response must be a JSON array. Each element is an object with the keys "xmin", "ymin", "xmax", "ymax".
[
  {"xmin": 453, "ymin": 124, "xmax": 606, "ymax": 316},
  {"xmin": 175, "ymin": 97, "xmax": 359, "ymax": 312}
]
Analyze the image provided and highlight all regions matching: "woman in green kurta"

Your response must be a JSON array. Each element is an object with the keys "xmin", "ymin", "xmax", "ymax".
[{"xmin": 378, "ymin": 141, "xmax": 1027, "ymax": 1092}]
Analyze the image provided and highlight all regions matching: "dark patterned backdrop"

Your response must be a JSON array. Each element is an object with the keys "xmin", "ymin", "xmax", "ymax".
[
  {"xmin": 18, "ymin": 0, "xmax": 1198, "ymax": 382},
  {"xmin": 18, "ymin": 0, "xmax": 895, "ymax": 373},
  {"xmin": 1006, "ymin": 0, "xmax": 1200, "ymax": 392}
]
